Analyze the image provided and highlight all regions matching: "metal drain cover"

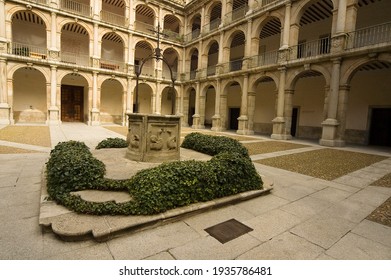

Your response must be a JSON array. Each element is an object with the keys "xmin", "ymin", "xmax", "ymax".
[{"xmin": 204, "ymin": 219, "xmax": 253, "ymax": 244}]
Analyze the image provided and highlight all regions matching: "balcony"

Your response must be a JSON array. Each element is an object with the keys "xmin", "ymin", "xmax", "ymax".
[
  {"xmin": 207, "ymin": 65, "xmax": 217, "ymax": 76},
  {"xmin": 60, "ymin": 0, "xmax": 92, "ymax": 17},
  {"xmin": 163, "ymin": 29, "xmax": 183, "ymax": 42},
  {"xmin": 203, "ymin": 18, "xmax": 221, "ymax": 33},
  {"xmin": 134, "ymin": 21, "xmax": 155, "ymax": 35},
  {"xmin": 135, "ymin": 64, "xmax": 155, "ymax": 77},
  {"xmin": 249, "ymin": 50, "xmax": 278, "ymax": 68},
  {"xmin": 60, "ymin": 52, "xmax": 90, "ymax": 66},
  {"xmin": 100, "ymin": 59, "xmax": 124, "ymax": 72},
  {"xmin": 26, "ymin": 0, "xmax": 48, "ymax": 5},
  {"xmin": 292, "ymin": 37, "xmax": 330, "ymax": 59},
  {"xmin": 184, "ymin": 29, "xmax": 200, "ymax": 42},
  {"xmin": 225, "ymin": 5, "xmax": 249, "ymax": 25},
  {"xmin": 346, "ymin": 22, "xmax": 391, "ymax": 49},
  {"xmin": 10, "ymin": 42, "xmax": 47, "ymax": 60},
  {"xmin": 100, "ymin": 10, "xmax": 126, "ymax": 27}
]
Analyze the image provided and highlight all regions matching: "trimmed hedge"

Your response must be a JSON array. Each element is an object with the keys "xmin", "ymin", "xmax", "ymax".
[
  {"xmin": 46, "ymin": 134, "xmax": 263, "ymax": 216},
  {"xmin": 96, "ymin": 137, "xmax": 128, "ymax": 149},
  {"xmin": 181, "ymin": 132, "xmax": 249, "ymax": 157}
]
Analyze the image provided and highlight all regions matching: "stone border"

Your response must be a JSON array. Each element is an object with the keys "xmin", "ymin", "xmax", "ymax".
[{"xmin": 39, "ymin": 169, "xmax": 273, "ymax": 242}]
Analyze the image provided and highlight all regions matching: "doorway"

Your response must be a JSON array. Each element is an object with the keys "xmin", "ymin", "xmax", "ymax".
[
  {"xmin": 61, "ymin": 85, "xmax": 84, "ymax": 122},
  {"xmin": 229, "ymin": 107, "xmax": 240, "ymax": 130},
  {"xmin": 291, "ymin": 107, "xmax": 299, "ymax": 137},
  {"xmin": 369, "ymin": 108, "xmax": 391, "ymax": 146}
]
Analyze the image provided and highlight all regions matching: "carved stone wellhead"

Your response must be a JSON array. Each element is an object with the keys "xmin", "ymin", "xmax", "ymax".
[{"xmin": 125, "ymin": 113, "xmax": 181, "ymax": 162}]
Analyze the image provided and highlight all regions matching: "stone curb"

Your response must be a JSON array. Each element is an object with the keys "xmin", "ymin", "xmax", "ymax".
[{"xmin": 39, "ymin": 169, "xmax": 273, "ymax": 242}]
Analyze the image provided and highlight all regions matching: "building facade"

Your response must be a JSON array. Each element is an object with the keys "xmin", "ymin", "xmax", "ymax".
[{"xmin": 0, "ymin": 0, "xmax": 390, "ymax": 146}]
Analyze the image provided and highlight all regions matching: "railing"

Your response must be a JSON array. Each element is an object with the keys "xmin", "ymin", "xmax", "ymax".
[
  {"xmin": 60, "ymin": 52, "xmax": 90, "ymax": 66},
  {"xmin": 60, "ymin": 0, "xmax": 92, "ymax": 17},
  {"xmin": 26, "ymin": 0, "xmax": 48, "ymax": 5},
  {"xmin": 260, "ymin": 0, "xmax": 279, "ymax": 6},
  {"xmin": 225, "ymin": 5, "xmax": 249, "ymax": 25},
  {"xmin": 346, "ymin": 22, "xmax": 391, "ymax": 49},
  {"xmin": 292, "ymin": 37, "xmax": 330, "ymax": 59},
  {"xmin": 134, "ymin": 21, "xmax": 155, "ymax": 35},
  {"xmin": 135, "ymin": 64, "xmax": 155, "ymax": 77},
  {"xmin": 184, "ymin": 29, "xmax": 200, "ymax": 42},
  {"xmin": 163, "ymin": 29, "xmax": 183, "ymax": 42},
  {"xmin": 10, "ymin": 42, "xmax": 47, "ymax": 59},
  {"xmin": 100, "ymin": 59, "xmax": 124, "ymax": 72},
  {"xmin": 203, "ymin": 18, "xmax": 221, "ymax": 33},
  {"xmin": 162, "ymin": 68, "xmax": 178, "ymax": 80},
  {"xmin": 190, "ymin": 70, "xmax": 197, "ymax": 80},
  {"xmin": 100, "ymin": 10, "xmax": 126, "ymax": 26},
  {"xmin": 249, "ymin": 50, "xmax": 278, "ymax": 68},
  {"xmin": 207, "ymin": 65, "xmax": 216, "ymax": 76}
]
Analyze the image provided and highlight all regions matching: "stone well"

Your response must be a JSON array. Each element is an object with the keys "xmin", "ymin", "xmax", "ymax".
[{"xmin": 125, "ymin": 113, "xmax": 181, "ymax": 162}]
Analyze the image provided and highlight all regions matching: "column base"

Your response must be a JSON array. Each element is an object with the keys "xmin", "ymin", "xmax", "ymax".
[
  {"xmin": 319, "ymin": 139, "xmax": 345, "ymax": 147},
  {"xmin": 211, "ymin": 114, "xmax": 222, "ymax": 131},
  {"xmin": 89, "ymin": 109, "xmax": 100, "ymax": 126},
  {"xmin": 0, "ymin": 104, "xmax": 11, "ymax": 125},
  {"xmin": 271, "ymin": 117, "xmax": 291, "ymax": 140},
  {"xmin": 320, "ymin": 118, "xmax": 342, "ymax": 146},
  {"xmin": 271, "ymin": 133, "xmax": 292, "ymax": 140},
  {"xmin": 191, "ymin": 114, "xmax": 204, "ymax": 129}
]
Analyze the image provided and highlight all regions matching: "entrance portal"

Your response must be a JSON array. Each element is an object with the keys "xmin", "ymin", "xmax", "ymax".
[{"xmin": 61, "ymin": 85, "xmax": 84, "ymax": 122}]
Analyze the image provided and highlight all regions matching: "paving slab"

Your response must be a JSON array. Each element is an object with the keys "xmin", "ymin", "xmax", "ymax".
[
  {"xmin": 169, "ymin": 234, "xmax": 261, "ymax": 260},
  {"xmin": 290, "ymin": 215, "xmax": 356, "ymax": 249},
  {"xmin": 309, "ymin": 187, "xmax": 351, "ymax": 203},
  {"xmin": 237, "ymin": 231, "xmax": 324, "ymax": 260},
  {"xmin": 236, "ymin": 194, "xmax": 290, "ymax": 216},
  {"xmin": 352, "ymin": 219, "xmax": 391, "ymax": 247},
  {"xmin": 326, "ymin": 233, "xmax": 391, "ymax": 260},
  {"xmin": 345, "ymin": 188, "xmax": 390, "ymax": 207},
  {"xmin": 107, "ymin": 221, "xmax": 200, "ymax": 259},
  {"xmin": 280, "ymin": 196, "xmax": 334, "ymax": 220},
  {"xmin": 246, "ymin": 209, "xmax": 302, "ymax": 242}
]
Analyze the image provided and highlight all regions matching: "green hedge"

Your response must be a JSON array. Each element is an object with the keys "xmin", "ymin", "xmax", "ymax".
[
  {"xmin": 46, "ymin": 135, "xmax": 263, "ymax": 216},
  {"xmin": 96, "ymin": 137, "xmax": 128, "ymax": 149},
  {"xmin": 181, "ymin": 132, "xmax": 249, "ymax": 157}
]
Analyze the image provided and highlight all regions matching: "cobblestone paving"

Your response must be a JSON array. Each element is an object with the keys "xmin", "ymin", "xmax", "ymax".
[
  {"xmin": 0, "ymin": 146, "xmax": 39, "ymax": 154},
  {"xmin": 372, "ymin": 173, "xmax": 391, "ymax": 188},
  {"xmin": 256, "ymin": 149, "xmax": 388, "ymax": 180}
]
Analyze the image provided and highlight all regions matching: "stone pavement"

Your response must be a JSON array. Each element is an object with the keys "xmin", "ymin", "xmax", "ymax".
[{"xmin": 0, "ymin": 123, "xmax": 391, "ymax": 260}]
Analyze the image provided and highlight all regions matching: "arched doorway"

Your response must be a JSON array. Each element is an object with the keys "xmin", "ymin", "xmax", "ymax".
[
  {"xmin": 100, "ymin": 79, "xmax": 123, "ymax": 124},
  {"xmin": 61, "ymin": 73, "xmax": 88, "ymax": 122},
  {"xmin": 226, "ymin": 82, "xmax": 242, "ymax": 130},
  {"xmin": 12, "ymin": 67, "xmax": 47, "ymax": 123},
  {"xmin": 205, "ymin": 85, "xmax": 216, "ymax": 128},
  {"xmin": 134, "ymin": 83, "xmax": 153, "ymax": 114}
]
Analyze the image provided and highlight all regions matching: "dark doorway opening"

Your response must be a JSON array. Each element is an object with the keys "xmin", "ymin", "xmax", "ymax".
[
  {"xmin": 291, "ymin": 107, "xmax": 299, "ymax": 137},
  {"xmin": 229, "ymin": 107, "xmax": 240, "ymax": 130},
  {"xmin": 369, "ymin": 108, "xmax": 391, "ymax": 146},
  {"xmin": 188, "ymin": 107, "xmax": 195, "ymax": 126},
  {"xmin": 61, "ymin": 85, "xmax": 84, "ymax": 122}
]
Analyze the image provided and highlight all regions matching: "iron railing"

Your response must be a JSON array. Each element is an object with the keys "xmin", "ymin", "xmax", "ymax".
[
  {"xmin": 134, "ymin": 21, "xmax": 155, "ymax": 35},
  {"xmin": 100, "ymin": 59, "xmax": 124, "ymax": 72},
  {"xmin": 346, "ymin": 22, "xmax": 391, "ymax": 49},
  {"xmin": 100, "ymin": 10, "xmax": 126, "ymax": 26},
  {"xmin": 249, "ymin": 50, "xmax": 278, "ymax": 68},
  {"xmin": 292, "ymin": 37, "xmax": 330, "ymax": 59},
  {"xmin": 10, "ymin": 42, "xmax": 47, "ymax": 59},
  {"xmin": 60, "ymin": 52, "xmax": 90, "ymax": 66},
  {"xmin": 225, "ymin": 5, "xmax": 249, "ymax": 25},
  {"xmin": 59, "ymin": 0, "xmax": 92, "ymax": 17}
]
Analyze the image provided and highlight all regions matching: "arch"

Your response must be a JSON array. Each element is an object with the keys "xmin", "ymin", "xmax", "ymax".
[
  {"xmin": 250, "ymin": 73, "xmax": 279, "ymax": 92},
  {"xmin": 12, "ymin": 66, "xmax": 47, "ymax": 123},
  {"xmin": 58, "ymin": 19, "xmax": 93, "ymax": 38},
  {"xmin": 8, "ymin": 8, "xmax": 50, "ymax": 28},
  {"xmin": 134, "ymin": 82, "xmax": 153, "ymax": 114},
  {"xmin": 291, "ymin": 0, "xmax": 336, "ymax": 26},
  {"xmin": 161, "ymin": 85, "xmax": 177, "ymax": 115},
  {"xmin": 100, "ymin": 78, "xmax": 124, "ymax": 124},
  {"xmin": 287, "ymin": 64, "xmax": 331, "ymax": 90},
  {"xmin": 60, "ymin": 22, "xmax": 90, "ymax": 65},
  {"xmin": 221, "ymin": 78, "xmax": 243, "ymax": 93},
  {"xmin": 163, "ymin": 14, "xmax": 182, "ymax": 33},
  {"xmin": 58, "ymin": 70, "xmax": 92, "ymax": 88},
  {"xmin": 252, "ymin": 13, "xmax": 284, "ymax": 39},
  {"xmin": 11, "ymin": 10, "xmax": 47, "ymax": 49},
  {"xmin": 99, "ymin": 31, "xmax": 126, "ymax": 46},
  {"xmin": 223, "ymin": 26, "xmax": 247, "ymax": 48},
  {"xmin": 7, "ymin": 63, "xmax": 49, "ymax": 82},
  {"xmin": 202, "ymin": 37, "xmax": 220, "ymax": 55}
]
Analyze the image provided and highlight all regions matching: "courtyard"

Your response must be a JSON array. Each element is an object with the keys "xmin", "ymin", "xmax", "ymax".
[{"xmin": 0, "ymin": 124, "xmax": 390, "ymax": 259}]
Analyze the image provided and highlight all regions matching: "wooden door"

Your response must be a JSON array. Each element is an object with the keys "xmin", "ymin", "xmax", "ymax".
[{"xmin": 61, "ymin": 85, "xmax": 84, "ymax": 122}]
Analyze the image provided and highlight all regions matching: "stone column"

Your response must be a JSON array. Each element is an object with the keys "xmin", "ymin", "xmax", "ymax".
[
  {"xmin": 155, "ymin": 81, "xmax": 162, "ymax": 115},
  {"xmin": 90, "ymin": 71, "xmax": 100, "ymax": 125},
  {"xmin": 200, "ymin": 6, "xmax": 205, "ymax": 33},
  {"xmin": 48, "ymin": 66, "xmax": 60, "ymax": 124},
  {"xmin": 336, "ymin": 84, "xmax": 350, "ymax": 145},
  {"xmin": 0, "ymin": 58, "xmax": 10, "ymax": 124},
  {"xmin": 237, "ymin": 74, "xmax": 249, "ymax": 134},
  {"xmin": 331, "ymin": 0, "xmax": 347, "ymax": 53},
  {"xmin": 283, "ymin": 89, "xmax": 294, "ymax": 136},
  {"xmin": 127, "ymin": 33, "xmax": 134, "ymax": 73},
  {"xmin": 212, "ymin": 78, "xmax": 222, "ymax": 131},
  {"xmin": 0, "ymin": 0, "xmax": 7, "ymax": 46},
  {"xmin": 92, "ymin": 23, "xmax": 100, "ymax": 67},
  {"xmin": 280, "ymin": 1, "xmax": 291, "ymax": 50},
  {"xmin": 320, "ymin": 58, "xmax": 343, "ymax": 146},
  {"xmin": 126, "ymin": 76, "xmax": 133, "ymax": 114},
  {"xmin": 272, "ymin": 67, "xmax": 291, "ymax": 139},
  {"xmin": 192, "ymin": 82, "xmax": 201, "ymax": 128},
  {"xmin": 247, "ymin": 91, "xmax": 256, "ymax": 133},
  {"xmin": 243, "ymin": 19, "xmax": 252, "ymax": 70}
]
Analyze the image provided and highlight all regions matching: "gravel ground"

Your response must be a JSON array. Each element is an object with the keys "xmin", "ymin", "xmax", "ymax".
[
  {"xmin": 243, "ymin": 141, "xmax": 309, "ymax": 155},
  {"xmin": 0, "ymin": 126, "xmax": 51, "ymax": 147},
  {"xmin": 372, "ymin": 173, "xmax": 391, "ymax": 188},
  {"xmin": 367, "ymin": 197, "xmax": 391, "ymax": 227},
  {"xmin": 256, "ymin": 148, "xmax": 387, "ymax": 180},
  {"xmin": 0, "ymin": 145, "xmax": 38, "ymax": 154}
]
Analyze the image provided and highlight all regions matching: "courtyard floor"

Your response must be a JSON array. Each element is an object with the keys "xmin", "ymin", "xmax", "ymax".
[{"xmin": 0, "ymin": 123, "xmax": 390, "ymax": 259}]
